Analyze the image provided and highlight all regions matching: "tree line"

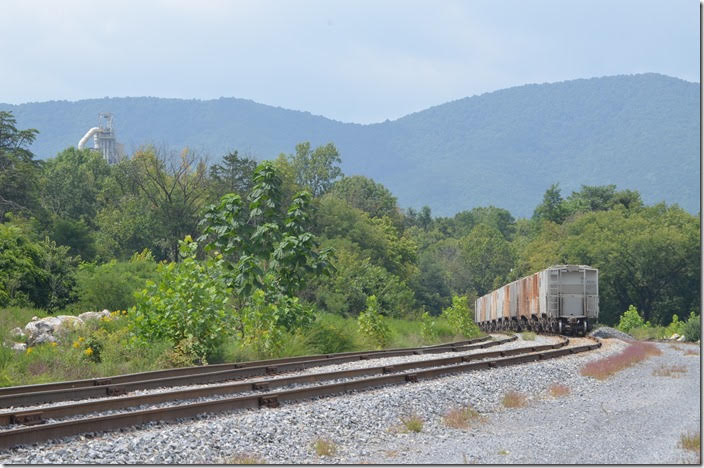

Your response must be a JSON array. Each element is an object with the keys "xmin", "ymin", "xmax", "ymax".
[{"xmin": 0, "ymin": 110, "xmax": 699, "ymax": 332}]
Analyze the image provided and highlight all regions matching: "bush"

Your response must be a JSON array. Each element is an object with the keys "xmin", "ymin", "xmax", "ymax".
[
  {"xmin": 131, "ymin": 239, "xmax": 233, "ymax": 364},
  {"xmin": 357, "ymin": 295, "xmax": 390, "ymax": 349},
  {"xmin": 682, "ymin": 312, "xmax": 700, "ymax": 342},
  {"xmin": 616, "ymin": 305, "xmax": 646, "ymax": 334},
  {"xmin": 420, "ymin": 311, "xmax": 439, "ymax": 342},
  {"xmin": 441, "ymin": 295, "xmax": 481, "ymax": 338},
  {"xmin": 306, "ymin": 320, "xmax": 356, "ymax": 354},
  {"xmin": 74, "ymin": 249, "xmax": 158, "ymax": 312}
]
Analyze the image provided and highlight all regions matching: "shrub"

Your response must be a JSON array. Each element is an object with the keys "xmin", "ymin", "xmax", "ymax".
[
  {"xmin": 74, "ymin": 249, "xmax": 158, "ymax": 312},
  {"xmin": 131, "ymin": 239, "xmax": 233, "ymax": 364},
  {"xmin": 306, "ymin": 320, "xmax": 356, "ymax": 354},
  {"xmin": 682, "ymin": 312, "xmax": 700, "ymax": 342},
  {"xmin": 443, "ymin": 405, "xmax": 480, "ymax": 429},
  {"xmin": 616, "ymin": 305, "xmax": 646, "ymax": 334},
  {"xmin": 441, "ymin": 295, "xmax": 481, "ymax": 338},
  {"xmin": 502, "ymin": 391, "xmax": 527, "ymax": 408},
  {"xmin": 420, "ymin": 310, "xmax": 439, "ymax": 342},
  {"xmin": 357, "ymin": 295, "xmax": 390, "ymax": 349},
  {"xmin": 664, "ymin": 314, "xmax": 685, "ymax": 338},
  {"xmin": 580, "ymin": 341, "xmax": 661, "ymax": 380}
]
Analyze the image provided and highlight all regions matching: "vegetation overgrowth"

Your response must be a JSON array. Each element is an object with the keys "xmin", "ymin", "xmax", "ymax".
[
  {"xmin": 580, "ymin": 342, "xmax": 661, "ymax": 380},
  {"xmin": 0, "ymin": 109, "xmax": 699, "ymax": 385}
]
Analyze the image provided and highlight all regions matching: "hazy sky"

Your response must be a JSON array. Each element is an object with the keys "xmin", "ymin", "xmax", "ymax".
[{"xmin": 0, "ymin": 0, "xmax": 698, "ymax": 123}]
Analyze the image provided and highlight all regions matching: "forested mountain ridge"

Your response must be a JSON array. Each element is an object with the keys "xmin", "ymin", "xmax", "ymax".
[{"xmin": 1, "ymin": 73, "xmax": 698, "ymax": 217}]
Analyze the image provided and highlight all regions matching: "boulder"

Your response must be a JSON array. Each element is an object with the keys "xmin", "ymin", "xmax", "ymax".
[
  {"xmin": 589, "ymin": 326, "xmax": 633, "ymax": 341},
  {"xmin": 10, "ymin": 327, "xmax": 25, "ymax": 340},
  {"xmin": 669, "ymin": 333, "xmax": 680, "ymax": 341},
  {"xmin": 676, "ymin": 335, "xmax": 686, "ymax": 342},
  {"xmin": 78, "ymin": 310, "xmax": 112, "ymax": 322},
  {"xmin": 24, "ymin": 315, "xmax": 84, "ymax": 346},
  {"xmin": 11, "ymin": 343, "xmax": 27, "ymax": 352}
]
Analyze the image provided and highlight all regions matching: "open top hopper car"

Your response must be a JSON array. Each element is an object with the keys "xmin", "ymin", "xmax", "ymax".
[{"xmin": 475, "ymin": 265, "xmax": 599, "ymax": 335}]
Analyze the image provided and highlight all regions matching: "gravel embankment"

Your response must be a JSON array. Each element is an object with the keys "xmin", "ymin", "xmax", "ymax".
[{"xmin": 0, "ymin": 336, "xmax": 698, "ymax": 464}]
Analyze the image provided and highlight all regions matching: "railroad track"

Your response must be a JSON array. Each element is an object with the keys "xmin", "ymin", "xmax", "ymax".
[{"xmin": 0, "ymin": 334, "xmax": 600, "ymax": 450}]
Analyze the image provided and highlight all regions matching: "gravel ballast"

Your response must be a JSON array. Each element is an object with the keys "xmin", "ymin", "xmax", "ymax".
[{"xmin": 0, "ymin": 336, "xmax": 699, "ymax": 464}]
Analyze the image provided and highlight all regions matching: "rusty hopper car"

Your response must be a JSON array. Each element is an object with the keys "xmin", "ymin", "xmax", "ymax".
[{"xmin": 474, "ymin": 265, "xmax": 598, "ymax": 335}]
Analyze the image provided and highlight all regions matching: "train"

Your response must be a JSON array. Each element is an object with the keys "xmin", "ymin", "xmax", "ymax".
[{"xmin": 474, "ymin": 264, "xmax": 599, "ymax": 335}]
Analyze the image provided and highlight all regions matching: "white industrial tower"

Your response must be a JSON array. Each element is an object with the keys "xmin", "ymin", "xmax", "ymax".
[{"xmin": 77, "ymin": 113, "xmax": 124, "ymax": 164}]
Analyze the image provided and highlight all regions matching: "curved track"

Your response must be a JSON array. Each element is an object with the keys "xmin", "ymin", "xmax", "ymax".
[{"xmin": 0, "ymin": 334, "xmax": 600, "ymax": 450}]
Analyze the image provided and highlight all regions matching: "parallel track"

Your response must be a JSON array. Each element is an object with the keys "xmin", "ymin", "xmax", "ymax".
[{"xmin": 0, "ymin": 335, "xmax": 601, "ymax": 450}]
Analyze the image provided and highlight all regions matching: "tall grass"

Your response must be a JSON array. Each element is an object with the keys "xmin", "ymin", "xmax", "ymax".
[{"xmin": 580, "ymin": 342, "xmax": 661, "ymax": 380}]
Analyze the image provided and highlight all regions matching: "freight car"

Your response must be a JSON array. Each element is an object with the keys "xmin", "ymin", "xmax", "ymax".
[{"xmin": 474, "ymin": 265, "xmax": 598, "ymax": 335}]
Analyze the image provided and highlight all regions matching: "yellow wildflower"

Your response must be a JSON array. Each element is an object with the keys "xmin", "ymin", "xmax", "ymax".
[
  {"xmin": 50, "ymin": 342, "xmax": 57, "ymax": 347},
  {"xmin": 72, "ymin": 341, "xmax": 80, "ymax": 348},
  {"xmin": 78, "ymin": 337, "xmax": 84, "ymax": 342},
  {"xmin": 84, "ymin": 348, "xmax": 93, "ymax": 356},
  {"xmin": 26, "ymin": 347, "xmax": 33, "ymax": 354}
]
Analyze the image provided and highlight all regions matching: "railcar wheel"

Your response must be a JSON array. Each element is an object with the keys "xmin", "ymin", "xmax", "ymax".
[{"xmin": 558, "ymin": 320, "xmax": 563, "ymax": 335}]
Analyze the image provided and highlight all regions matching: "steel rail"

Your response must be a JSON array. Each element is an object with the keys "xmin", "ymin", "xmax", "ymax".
[
  {"xmin": 0, "ymin": 336, "xmax": 510, "ymax": 409},
  {"xmin": 0, "ymin": 337, "xmax": 563, "ymax": 426},
  {"xmin": 0, "ymin": 336, "xmax": 493, "ymax": 398},
  {"xmin": 0, "ymin": 337, "xmax": 600, "ymax": 450}
]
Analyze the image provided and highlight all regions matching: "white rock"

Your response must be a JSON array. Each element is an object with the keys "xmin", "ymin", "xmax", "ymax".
[
  {"xmin": 24, "ymin": 315, "xmax": 84, "ymax": 346},
  {"xmin": 676, "ymin": 335, "xmax": 686, "ymax": 342},
  {"xmin": 12, "ymin": 342, "xmax": 27, "ymax": 352},
  {"xmin": 669, "ymin": 334, "xmax": 680, "ymax": 340},
  {"xmin": 10, "ymin": 327, "xmax": 25, "ymax": 339},
  {"xmin": 78, "ymin": 311, "xmax": 112, "ymax": 322}
]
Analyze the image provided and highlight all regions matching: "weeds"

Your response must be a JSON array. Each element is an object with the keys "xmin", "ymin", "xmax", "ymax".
[
  {"xmin": 520, "ymin": 331, "xmax": 536, "ymax": 341},
  {"xmin": 443, "ymin": 405, "xmax": 481, "ymax": 429},
  {"xmin": 679, "ymin": 431, "xmax": 700, "ymax": 453},
  {"xmin": 548, "ymin": 383, "xmax": 570, "ymax": 397},
  {"xmin": 313, "ymin": 438, "xmax": 337, "ymax": 457},
  {"xmin": 580, "ymin": 342, "xmax": 661, "ymax": 380},
  {"xmin": 399, "ymin": 413, "xmax": 424, "ymax": 433},
  {"xmin": 502, "ymin": 391, "xmax": 527, "ymax": 408},
  {"xmin": 684, "ymin": 348, "xmax": 699, "ymax": 356},
  {"xmin": 652, "ymin": 365, "xmax": 687, "ymax": 377},
  {"xmin": 225, "ymin": 453, "xmax": 267, "ymax": 464}
]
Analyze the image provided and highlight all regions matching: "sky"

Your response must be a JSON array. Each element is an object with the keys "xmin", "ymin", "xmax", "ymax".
[{"xmin": 0, "ymin": 0, "xmax": 699, "ymax": 123}]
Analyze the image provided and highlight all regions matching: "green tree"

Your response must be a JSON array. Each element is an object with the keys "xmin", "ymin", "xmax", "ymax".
[
  {"xmin": 459, "ymin": 224, "xmax": 514, "ymax": 296},
  {"xmin": 289, "ymin": 142, "xmax": 343, "ymax": 197},
  {"xmin": 441, "ymin": 295, "xmax": 480, "ymax": 338},
  {"xmin": 0, "ymin": 111, "xmax": 41, "ymax": 220},
  {"xmin": 357, "ymin": 295, "xmax": 390, "ymax": 349},
  {"xmin": 40, "ymin": 147, "xmax": 113, "ymax": 225},
  {"xmin": 131, "ymin": 238, "xmax": 232, "ymax": 363},
  {"xmin": 329, "ymin": 175, "xmax": 402, "ymax": 226},
  {"xmin": 198, "ymin": 161, "xmax": 334, "ymax": 346},
  {"xmin": 117, "ymin": 147, "xmax": 211, "ymax": 261},
  {"xmin": 533, "ymin": 183, "xmax": 567, "ymax": 224},
  {"xmin": 209, "ymin": 150, "xmax": 257, "ymax": 199}
]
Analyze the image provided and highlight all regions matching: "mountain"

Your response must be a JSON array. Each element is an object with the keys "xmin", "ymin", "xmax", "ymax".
[{"xmin": 1, "ymin": 73, "xmax": 698, "ymax": 217}]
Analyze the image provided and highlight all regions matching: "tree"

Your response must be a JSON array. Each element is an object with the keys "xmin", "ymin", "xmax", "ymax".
[
  {"xmin": 199, "ymin": 161, "xmax": 335, "ymax": 306},
  {"xmin": 117, "ymin": 147, "xmax": 211, "ymax": 261},
  {"xmin": 208, "ymin": 150, "xmax": 257, "ymax": 199},
  {"xmin": 289, "ymin": 142, "xmax": 343, "ymax": 197},
  {"xmin": 459, "ymin": 224, "xmax": 514, "ymax": 296},
  {"xmin": 40, "ymin": 147, "xmax": 113, "ymax": 224},
  {"xmin": 329, "ymin": 175, "xmax": 402, "ymax": 226},
  {"xmin": 564, "ymin": 184, "xmax": 643, "ymax": 215},
  {"xmin": 0, "ymin": 111, "xmax": 41, "ymax": 220},
  {"xmin": 533, "ymin": 183, "xmax": 567, "ymax": 224}
]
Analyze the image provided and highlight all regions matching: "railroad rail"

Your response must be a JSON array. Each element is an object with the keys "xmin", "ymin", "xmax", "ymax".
[
  {"xmin": 0, "ymin": 336, "xmax": 493, "ymax": 399},
  {"xmin": 0, "ymin": 335, "xmax": 601, "ymax": 450},
  {"xmin": 0, "ymin": 336, "xmax": 511, "ymax": 408}
]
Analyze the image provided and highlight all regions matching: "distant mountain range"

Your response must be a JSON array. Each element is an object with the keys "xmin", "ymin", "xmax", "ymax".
[{"xmin": 1, "ymin": 73, "xmax": 699, "ymax": 217}]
